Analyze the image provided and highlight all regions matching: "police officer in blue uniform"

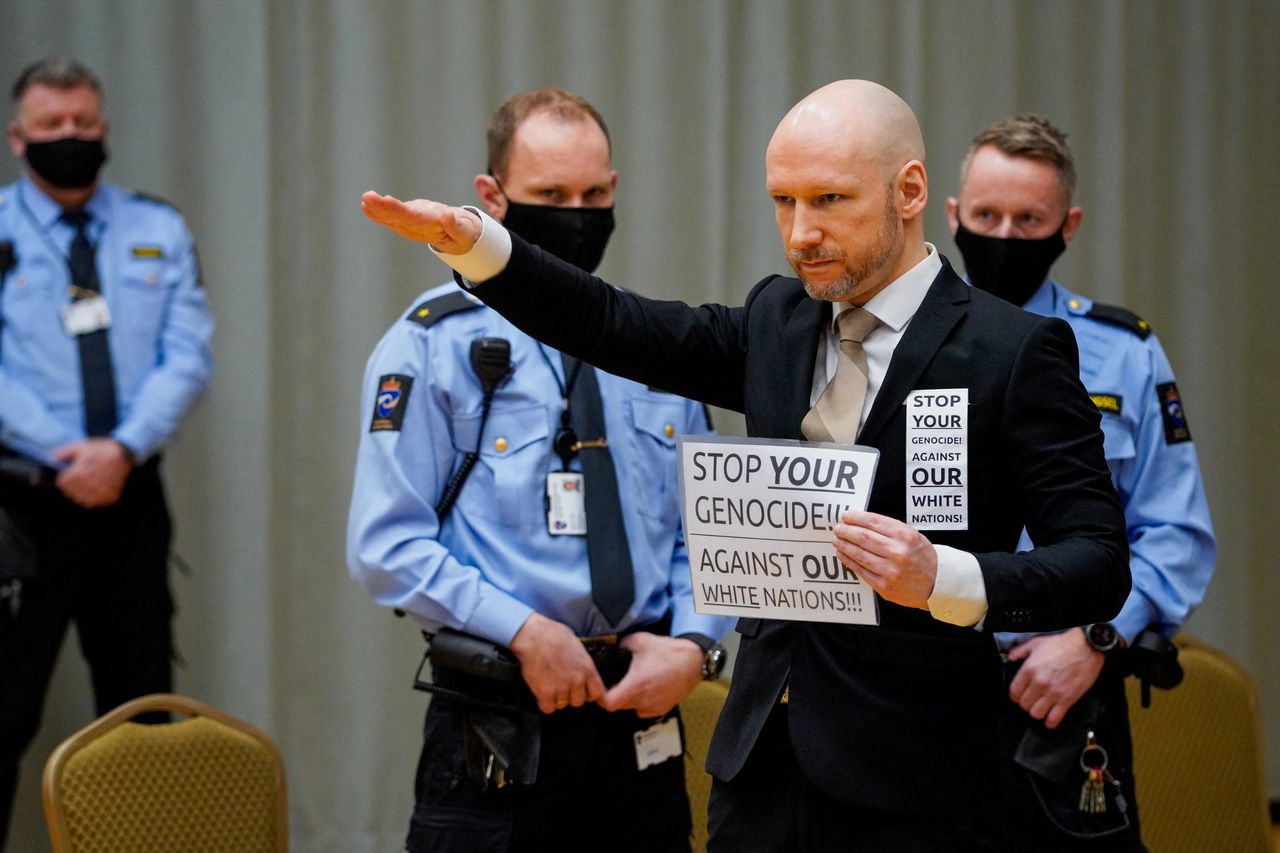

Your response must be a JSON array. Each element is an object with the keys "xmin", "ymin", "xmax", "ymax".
[
  {"xmin": 347, "ymin": 89, "xmax": 731, "ymax": 853},
  {"xmin": 947, "ymin": 114, "xmax": 1215, "ymax": 851},
  {"xmin": 0, "ymin": 57, "xmax": 213, "ymax": 847}
]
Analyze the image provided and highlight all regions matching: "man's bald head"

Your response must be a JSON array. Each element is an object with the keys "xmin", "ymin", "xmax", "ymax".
[
  {"xmin": 765, "ymin": 80, "xmax": 930, "ymax": 305},
  {"xmin": 769, "ymin": 80, "xmax": 925, "ymax": 182}
]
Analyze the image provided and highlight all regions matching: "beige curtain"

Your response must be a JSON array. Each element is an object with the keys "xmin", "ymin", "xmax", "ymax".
[{"xmin": 3, "ymin": 1, "xmax": 1277, "ymax": 849}]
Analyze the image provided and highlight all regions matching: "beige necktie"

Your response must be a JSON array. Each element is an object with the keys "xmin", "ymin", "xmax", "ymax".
[{"xmin": 802, "ymin": 307, "xmax": 880, "ymax": 443}]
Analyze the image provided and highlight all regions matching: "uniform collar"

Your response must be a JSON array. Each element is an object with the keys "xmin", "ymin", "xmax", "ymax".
[
  {"xmin": 1021, "ymin": 278, "xmax": 1057, "ymax": 315},
  {"xmin": 1024, "ymin": 278, "xmax": 1092, "ymax": 319},
  {"xmin": 19, "ymin": 174, "xmax": 109, "ymax": 233}
]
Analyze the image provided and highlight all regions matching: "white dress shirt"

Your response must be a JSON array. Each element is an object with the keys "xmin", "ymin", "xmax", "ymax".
[{"xmin": 808, "ymin": 247, "xmax": 986, "ymax": 628}]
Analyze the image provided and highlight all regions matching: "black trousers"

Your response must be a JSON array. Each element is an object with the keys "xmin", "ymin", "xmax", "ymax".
[
  {"xmin": 708, "ymin": 702, "xmax": 1000, "ymax": 852},
  {"xmin": 0, "ymin": 461, "xmax": 173, "ymax": 850},
  {"xmin": 407, "ymin": 688, "xmax": 692, "ymax": 853},
  {"xmin": 991, "ymin": 658, "xmax": 1146, "ymax": 852}
]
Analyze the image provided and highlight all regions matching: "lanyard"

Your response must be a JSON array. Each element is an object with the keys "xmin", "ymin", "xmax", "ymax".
[
  {"xmin": 536, "ymin": 344, "xmax": 594, "ymax": 472},
  {"xmin": 17, "ymin": 185, "xmax": 104, "ymax": 302},
  {"xmin": 17, "ymin": 183, "xmax": 78, "ymax": 265}
]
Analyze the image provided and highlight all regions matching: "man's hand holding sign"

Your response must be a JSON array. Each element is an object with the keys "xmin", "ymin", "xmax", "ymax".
[
  {"xmin": 833, "ymin": 509, "xmax": 938, "ymax": 610},
  {"xmin": 678, "ymin": 436, "xmax": 892, "ymax": 625}
]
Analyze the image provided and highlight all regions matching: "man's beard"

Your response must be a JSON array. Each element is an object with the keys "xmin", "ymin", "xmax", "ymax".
[{"xmin": 791, "ymin": 191, "xmax": 902, "ymax": 302}]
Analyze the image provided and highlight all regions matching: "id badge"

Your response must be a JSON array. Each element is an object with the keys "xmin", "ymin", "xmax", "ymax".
[
  {"xmin": 634, "ymin": 716, "xmax": 682, "ymax": 770},
  {"xmin": 546, "ymin": 471, "xmax": 587, "ymax": 536},
  {"xmin": 61, "ymin": 296, "xmax": 112, "ymax": 336}
]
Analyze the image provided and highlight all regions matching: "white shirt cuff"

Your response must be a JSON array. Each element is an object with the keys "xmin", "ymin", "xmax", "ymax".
[
  {"xmin": 928, "ymin": 545, "xmax": 988, "ymax": 628},
  {"xmin": 428, "ymin": 206, "xmax": 512, "ymax": 284}
]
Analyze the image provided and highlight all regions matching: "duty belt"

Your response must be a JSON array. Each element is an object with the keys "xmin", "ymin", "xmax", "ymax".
[
  {"xmin": 0, "ymin": 449, "xmax": 57, "ymax": 491},
  {"xmin": 579, "ymin": 611, "xmax": 673, "ymax": 649}
]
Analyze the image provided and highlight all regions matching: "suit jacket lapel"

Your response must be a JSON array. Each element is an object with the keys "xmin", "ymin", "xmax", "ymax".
[
  {"xmin": 858, "ymin": 264, "xmax": 971, "ymax": 445},
  {"xmin": 778, "ymin": 294, "xmax": 830, "ymax": 439}
]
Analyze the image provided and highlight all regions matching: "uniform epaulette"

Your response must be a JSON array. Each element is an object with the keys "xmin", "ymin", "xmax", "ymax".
[
  {"xmin": 405, "ymin": 289, "xmax": 482, "ymax": 330},
  {"xmin": 1085, "ymin": 302, "xmax": 1152, "ymax": 339},
  {"xmin": 128, "ymin": 189, "xmax": 178, "ymax": 210}
]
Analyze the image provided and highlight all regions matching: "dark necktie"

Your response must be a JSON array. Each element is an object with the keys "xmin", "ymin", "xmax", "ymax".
[
  {"xmin": 62, "ymin": 210, "xmax": 118, "ymax": 436},
  {"xmin": 562, "ymin": 353, "xmax": 634, "ymax": 626}
]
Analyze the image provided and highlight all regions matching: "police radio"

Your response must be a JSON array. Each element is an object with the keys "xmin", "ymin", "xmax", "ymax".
[
  {"xmin": 1129, "ymin": 629, "xmax": 1184, "ymax": 708},
  {"xmin": 470, "ymin": 337, "xmax": 513, "ymax": 397},
  {"xmin": 0, "ymin": 242, "xmax": 15, "ymax": 283},
  {"xmin": 0, "ymin": 242, "xmax": 15, "ymax": 358},
  {"xmin": 394, "ymin": 338, "xmax": 513, "ymax": 619},
  {"xmin": 433, "ymin": 337, "xmax": 513, "ymax": 522}
]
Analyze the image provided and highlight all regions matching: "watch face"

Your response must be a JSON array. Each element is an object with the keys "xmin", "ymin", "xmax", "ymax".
[
  {"xmin": 1087, "ymin": 622, "xmax": 1118, "ymax": 651},
  {"xmin": 704, "ymin": 646, "xmax": 726, "ymax": 680}
]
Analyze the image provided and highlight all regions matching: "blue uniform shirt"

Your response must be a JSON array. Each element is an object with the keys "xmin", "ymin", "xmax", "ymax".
[
  {"xmin": 347, "ymin": 282, "xmax": 733, "ymax": 647},
  {"xmin": 1001, "ymin": 279, "xmax": 1216, "ymax": 645},
  {"xmin": 0, "ymin": 177, "xmax": 214, "ymax": 463}
]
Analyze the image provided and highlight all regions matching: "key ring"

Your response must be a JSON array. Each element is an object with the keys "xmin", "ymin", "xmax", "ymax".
[{"xmin": 1079, "ymin": 730, "xmax": 1109, "ymax": 771}]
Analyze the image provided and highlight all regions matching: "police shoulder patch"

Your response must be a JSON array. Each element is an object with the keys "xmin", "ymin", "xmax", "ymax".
[
  {"xmin": 1089, "ymin": 393, "xmax": 1123, "ymax": 416},
  {"xmin": 370, "ymin": 374, "xmax": 414, "ymax": 432},
  {"xmin": 405, "ymin": 290, "xmax": 482, "ymax": 330},
  {"xmin": 1156, "ymin": 382, "xmax": 1192, "ymax": 444},
  {"xmin": 1085, "ymin": 302, "xmax": 1152, "ymax": 339}
]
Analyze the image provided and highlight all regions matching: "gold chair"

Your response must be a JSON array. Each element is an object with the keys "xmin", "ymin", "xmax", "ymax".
[
  {"xmin": 43, "ymin": 693, "xmax": 287, "ymax": 852},
  {"xmin": 681, "ymin": 678, "xmax": 729, "ymax": 853},
  {"xmin": 1126, "ymin": 635, "xmax": 1274, "ymax": 853}
]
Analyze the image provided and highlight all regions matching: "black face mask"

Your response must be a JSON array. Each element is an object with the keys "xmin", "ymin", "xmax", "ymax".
[
  {"xmin": 501, "ymin": 199, "xmax": 615, "ymax": 273},
  {"xmin": 954, "ymin": 219, "xmax": 1067, "ymax": 307},
  {"xmin": 23, "ymin": 136, "xmax": 109, "ymax": 189}
]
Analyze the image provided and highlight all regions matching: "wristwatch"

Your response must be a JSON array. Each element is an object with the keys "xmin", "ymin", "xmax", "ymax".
[
  {"xmin": 701, "ymin": 644, "xmax": 727, "ymax": 681},
  {"xmin": 1083, "ymin": 622, "xmax": 1121, "ymax": 654},
  {"xmin": 679, "ymin": 633, "xmax": 728, "ymax": 681}
]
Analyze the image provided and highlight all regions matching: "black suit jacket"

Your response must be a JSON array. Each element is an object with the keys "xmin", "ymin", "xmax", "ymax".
[{"xmin": 472, "ymin": 240, "xmax": 1129, "ymax": 817}]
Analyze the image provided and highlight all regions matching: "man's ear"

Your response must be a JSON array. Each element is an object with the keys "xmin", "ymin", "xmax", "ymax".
[
  {"xmin": 7, "ymin": 121, "xmax": 24, "ymax": 159},
  {"xmin": 945, "ymin": 196, "xmax": 960, "ymax": 235},
  {"xmin": 1062, "ymin": 206, "xmax": 1084, "ymax": 245},
  {"xmin": 473, "ymin": 173, "xmax": 506, "ymax": 220},
  {"xmin": 897, "ymin": 160, "xmax": 927, "ymax": 221}
]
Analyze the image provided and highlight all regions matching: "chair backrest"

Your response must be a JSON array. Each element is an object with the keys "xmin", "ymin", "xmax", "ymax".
[
  {"xmin": 1126, "ymin": 635, "xmax": 1272, "ymax": 853},
  {"xmin": 43, "ymin": 693, "xmax": 287, "ymax": 853},
  {"xmin": 681, "ymin": 678, "xmax": 729, "ymax": 853}
]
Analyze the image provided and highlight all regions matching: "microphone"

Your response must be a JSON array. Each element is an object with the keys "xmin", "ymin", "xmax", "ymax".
[{"xmin": 470, "ymin": 337, "xmax": 513, "ymax": 394}]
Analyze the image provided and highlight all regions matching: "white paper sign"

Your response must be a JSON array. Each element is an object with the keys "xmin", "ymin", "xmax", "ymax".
[
  {"xmin": 904, "ymin": 389, "xmax": 969, "ymax": 530},
  {"xmin": 678, "ymin": 435, "xmax": 880, "ymax": 625}
]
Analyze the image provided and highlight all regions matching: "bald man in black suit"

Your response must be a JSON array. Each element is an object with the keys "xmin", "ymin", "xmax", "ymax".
[{"xmin": 360, "ymin": 79, "xmax": 1128, "ymax": 851}]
